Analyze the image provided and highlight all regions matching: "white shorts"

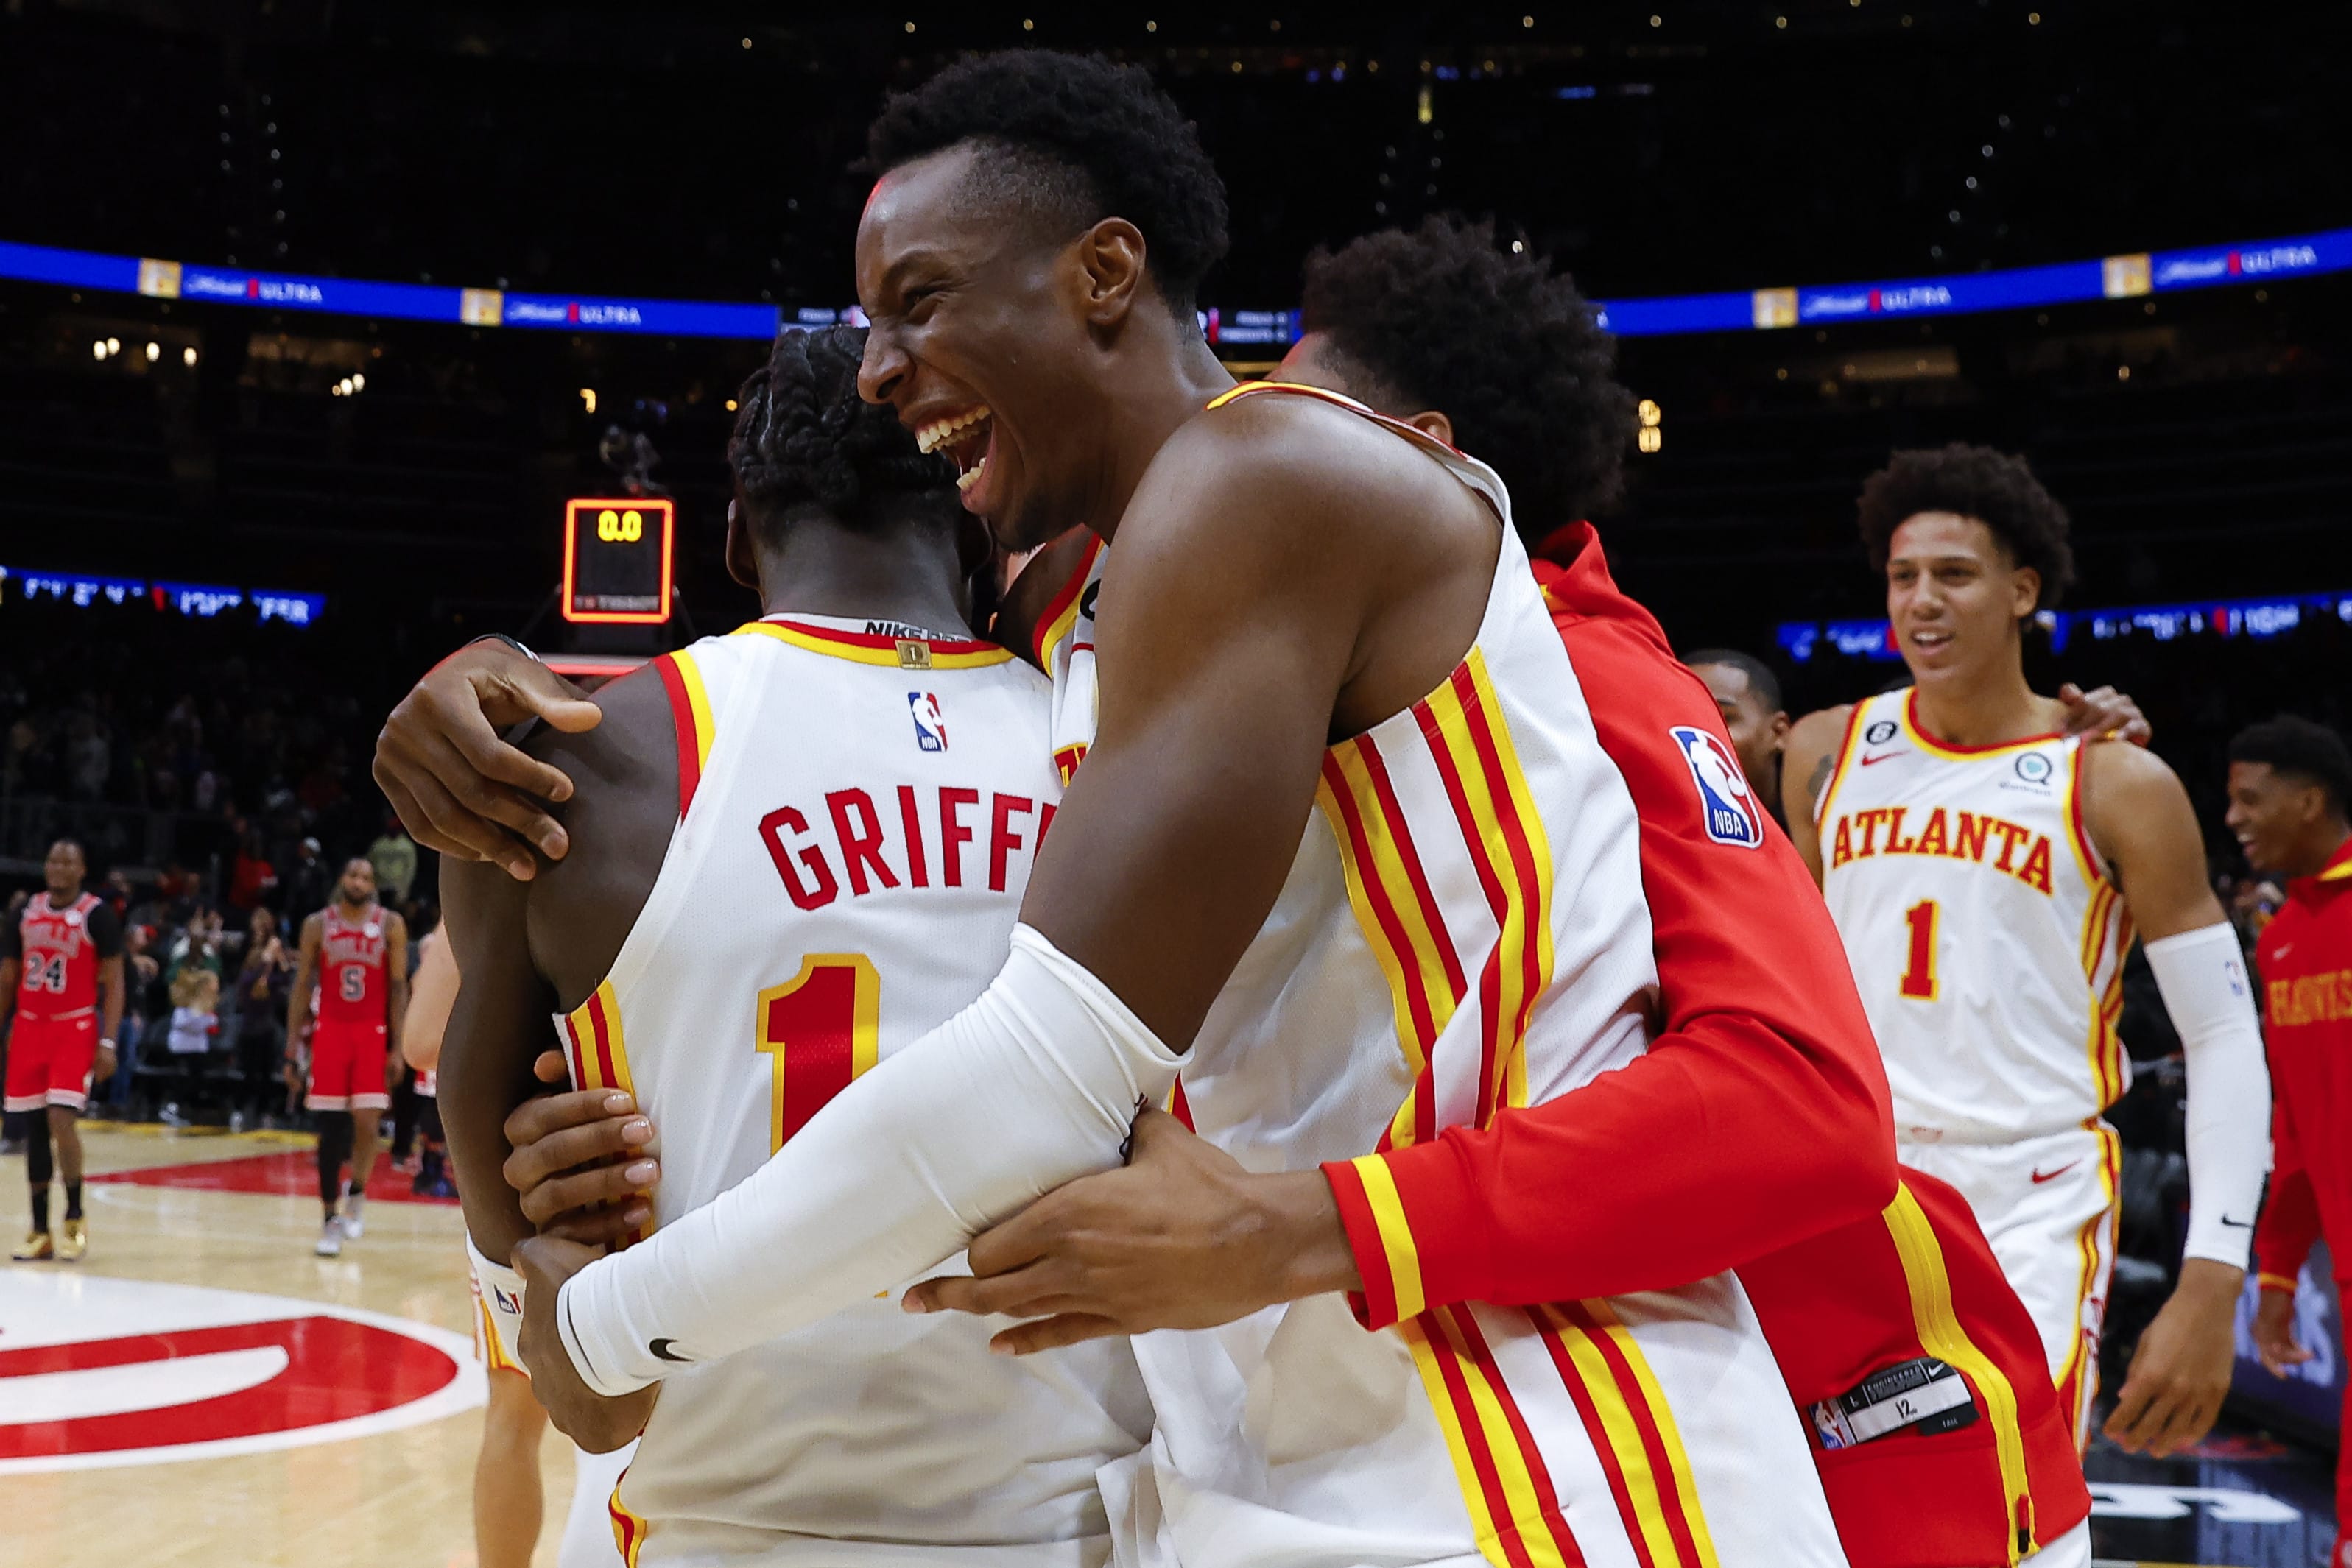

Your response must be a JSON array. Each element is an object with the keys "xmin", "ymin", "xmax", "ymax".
[
  {"xmin": 466, "ymin": 1247, "xmax": 636, "ymax": 1568},
  {"xmin": 1900, "ymin": 1120, "xmax": 2120, "ymax": 1447}
]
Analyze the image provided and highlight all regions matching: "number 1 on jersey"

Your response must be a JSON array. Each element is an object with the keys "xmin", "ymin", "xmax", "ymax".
[
  {"xmin": 1900, "ymin": 899, "xmax": 1940, "ymax": 1001},
  {"xmin": 755, "ymin": 955, "xmax": 881, "ymax": 1154}
]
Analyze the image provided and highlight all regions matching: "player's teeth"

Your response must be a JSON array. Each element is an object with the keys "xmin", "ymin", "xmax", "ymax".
[
  {"xmin": 916, "ymin": 406, "xmax": 991, "ymax": 454},
  {"xmin": 956, "ymin": 454, "xmax": 988, "ymax": 492}
]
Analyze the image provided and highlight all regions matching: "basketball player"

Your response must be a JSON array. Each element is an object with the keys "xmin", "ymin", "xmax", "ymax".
[
  {"xmin": 1779, "ymin": 444, "xmax": 2272, "ymax": 1457},
  {"xmin": 1, "ymin": 838, "xmax": 124, "ymax": 1262},
  {"xmin": 394, "ymin": 54, "xmax": 1943, "ymax": 1568},
  {"xmin": 289, "ymin": 857, "xmax": 408, "ymax": 1257},
  {"xmin": 436, "ymin": 324, "xmax": 1150, "ymax": 1563}
]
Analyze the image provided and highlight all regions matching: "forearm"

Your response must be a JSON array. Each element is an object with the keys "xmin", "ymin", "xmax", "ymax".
[
  {"xmin": 100, "ymin": 970, "xmax": 124, "ymax": 1039},
  {"xmin": 387, "ymin": 977, "xmax": 409, "ymax": 1055},
  {"xmin": 2146, "ymin": 924, "xmax": 2272, "ymax": 1269},
  {"xmin": 558, "ymin": 925, "xmax": 1180, "ymax": 1395},
  {"xmin": 2255, "ymin": 1168, "xmax": 2322, "ymax": 1290},
  {"xmin": 438, "ymin": 1008, "xmax": 542, "ymax": 1267},
  {"xmin": 1325, "ymin": 1010, "xmax": 1898, "ymax": 1325}
]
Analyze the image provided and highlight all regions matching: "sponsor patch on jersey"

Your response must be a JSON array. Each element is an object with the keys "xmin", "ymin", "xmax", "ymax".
[
  {"xmin": 909, "ymin": 692, "xmax": 948, "ymax": 753},
  {"xmin": 2013, "ymin": 752, "xmax": 2054, "ymax": 785},
  {"xmin": 1671, "ymin": 725, "xmax": 1764, "ymax": 849},
  {"xmin": 1865, "ymin": 719, "xmax": 1899, "ymax": 746}
]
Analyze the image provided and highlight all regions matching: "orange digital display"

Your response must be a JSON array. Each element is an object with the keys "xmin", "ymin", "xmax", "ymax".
[{"xmin": 562, "ymin": 498, "xmax": 675, "ymax": 624}]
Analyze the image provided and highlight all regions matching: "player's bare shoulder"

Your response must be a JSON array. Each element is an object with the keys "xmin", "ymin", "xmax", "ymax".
[{"xmin": 1784, "ymin": 704, "xmax": 1859, "ymax": 820}]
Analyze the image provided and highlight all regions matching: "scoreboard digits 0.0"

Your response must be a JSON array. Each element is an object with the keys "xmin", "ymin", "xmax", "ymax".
[{"xmin": 563, "ymin": 497, "xmax": 675, "ymax": 624}]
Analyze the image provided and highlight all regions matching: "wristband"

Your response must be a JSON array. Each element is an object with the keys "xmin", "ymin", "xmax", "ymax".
[
  {"xmin": 2257, "ymin": 1271, "xmax": 2300, "ymax": 1294},
  {"xmin": 99, "ymin": 1039, "xmax": 116, "ymax": 1050},
  {"xmin": 468, "ymin": 632, "xmax": 539, "ymax": 663}
]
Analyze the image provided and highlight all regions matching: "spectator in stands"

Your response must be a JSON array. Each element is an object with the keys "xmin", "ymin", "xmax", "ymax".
[
  {"xmin": 231, "ymin": 909, "xmax": 296, "ymax": 1126},
  {"xmin": 166, "ymin": 905, "xmax": 227, "ymax": 986},
  {"xmin": 369, "ymin": 816, "xmax": 418, "ymax": 907},
  {"xmin": 102, "ymin": 922, "xmax": 161, "ymax": 1109},
  {"xmin": 228, "ymin": 827, "xmax": 278, "ymax": 913},
  {"xmin": 282, "ymin": 837, "xmax": 331, "ymax": 922},
  {"xmin": 161, "ymin": 964, "xmax": 222, "ymax": 1126}
]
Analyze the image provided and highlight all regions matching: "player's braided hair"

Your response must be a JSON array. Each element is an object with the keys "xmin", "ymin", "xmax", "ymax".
[
  {"xmin": 1856, "ymin": 443, "xmax": 2077, "ymax": 611},
  {"xmin": 867, "ymin": 50, "xmax": 1230, "ymax": 314},
  {"xmin": 727, "ymin": 325, "xmax": 954, "ymax": 537},
  {"xmin": 1299, "ymin": 216, "xmax": 1633, "ymax": 535}
]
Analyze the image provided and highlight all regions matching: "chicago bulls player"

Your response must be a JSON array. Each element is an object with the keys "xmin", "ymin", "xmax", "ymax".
[
  {"xmin": 2, "ymin": 838, "xmax": 125, "ymax": 1262},
  {"xmin": 289, "ymin": 857, "xmax": 409, "ymax": 1257},
  {"xmin": 1783, "ymin": 444, "xmax": 2272, "ymax": 1457}
]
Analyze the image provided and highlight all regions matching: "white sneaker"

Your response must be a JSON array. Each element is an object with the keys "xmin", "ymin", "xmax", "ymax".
[
  {"xmin": 340, "ymin": 1191, "xmax": 366, "ymax": 1240},
  {"xmin": 314, "ymin": 1218, "xmax": 344, "ymax": 1257}
]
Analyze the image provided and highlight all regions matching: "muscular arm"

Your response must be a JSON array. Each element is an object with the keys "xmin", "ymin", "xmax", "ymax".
[
  {"xmin": 1778, "ymin": 705, "xmax": 1854, "ymax": 886},
  {"xmin": 286, "ymin": 915, "xmax": 322, "ymax": 1040},
  {"xmin": 402, "ymin": 930, "xmax": 461, "ymax": 1073},
  {"xmin": 440, "ymin": 859, "xmax": 561, "ymax": 1266},
  {"xmin": 383, "ymin": 914, "xmax": 410, "ymax": 1062}
]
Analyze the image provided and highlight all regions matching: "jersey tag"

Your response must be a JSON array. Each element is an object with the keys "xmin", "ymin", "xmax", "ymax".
[
  {"xmin": 896, "ymin": 639, "xmax": 933, "ymax": 671},
  {"xmin": 1808, "ymin": 1356, "xmax": 1976, "ymax": 1449},
  {"xmin": 1669, "ymin": 725, "xmax": 1764, "ymax": 849}
]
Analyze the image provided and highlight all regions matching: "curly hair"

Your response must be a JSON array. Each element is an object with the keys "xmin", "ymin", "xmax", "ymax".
[
  {"xmin": 1299, "ymin": 216, "xmax": 1633, "ymax": 534},
  {"xmin": 2229, "ymin": 716, "xmax": 2352, "ymax": 820},
  {"xmin": 726, "ymin": 325, "xmax": 956, "ymax": 543},
  {"xmin": 867, "ymin": 50, "xmax": 1229, "ymax": 314},
  {"xmin": 1856, "ymin": 444, "xmax": 2077, "ymax": 610}
]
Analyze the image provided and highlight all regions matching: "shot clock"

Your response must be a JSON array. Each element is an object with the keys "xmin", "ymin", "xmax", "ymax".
[{"xmin": 562, "ymin": 497, "xmax": 675, "ymax": 624}]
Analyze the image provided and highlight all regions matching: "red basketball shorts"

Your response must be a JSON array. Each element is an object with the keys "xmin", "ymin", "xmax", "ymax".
[
  {"xmin": 306, "ymin": 1021, "xmax": 390, "ymax": 1112},
  {"xmin": 5, "ymin": 1014, "xmax": 99, "ymax": 1112}
]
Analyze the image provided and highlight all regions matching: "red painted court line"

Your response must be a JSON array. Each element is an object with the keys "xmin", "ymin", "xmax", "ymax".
[{"xmin": 89, "ymin": 1150, "xmax": 458, "ymax": 1205}]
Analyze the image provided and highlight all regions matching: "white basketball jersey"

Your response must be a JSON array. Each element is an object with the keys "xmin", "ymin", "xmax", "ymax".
[
  {"xmin": 557, "ymin": 615, "xmax": 1150, "ymax": 1565},
  {"xmin": 1815, "ymin": 688, "xmax": 2131, "ymax": 1144},
  {"xmin": 1043, "ymin": 384, "xmax": 1845, "ymax": 1568}
]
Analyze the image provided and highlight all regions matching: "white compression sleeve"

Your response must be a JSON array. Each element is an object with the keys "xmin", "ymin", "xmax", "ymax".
[
  {"xmin": 2144, "ymin": 922, "xmax": 2272, "ymax": 1269},
  {"xmin": 557, "ymin": 923, "xmax": 1183, "ymax": 1396}
]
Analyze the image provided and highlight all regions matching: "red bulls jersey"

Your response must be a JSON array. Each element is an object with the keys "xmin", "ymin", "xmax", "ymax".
[
  {"xmin": 12, "ymin": 892, "xmax": 110, "ymax": 1023},
  {"xmin": 317, "ymin": 903, "xmax": 390, "ymax": 1029}
]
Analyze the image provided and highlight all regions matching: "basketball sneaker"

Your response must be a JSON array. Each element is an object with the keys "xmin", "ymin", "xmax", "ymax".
[
  {"xmin": 341, "ymin": 1190, "xmax": 367, "ymax": 1240},
  {"xmin": 11, "ymin": 1230, "xmax": 52, "ymax": 1262},
  {"xmin": 315, "ymin": 1218, "xmax": 344, "ymax": 1257},
  {"xmin": 54, "ymin": 1218, "xmax": 87, "ymax": 1262}
]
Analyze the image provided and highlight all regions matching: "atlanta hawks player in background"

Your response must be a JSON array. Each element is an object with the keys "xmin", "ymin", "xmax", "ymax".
[
  {"xmin": 1782, "ymin": 444, "xmax": 2272, "ymax": 1456},
  {"xmin": 289, "ymin": 856, "xmax": 407, "ymax": 1257},
  {"xmin": 2, "ymin": 838, "xmax": 124, "ymax": 1261}
]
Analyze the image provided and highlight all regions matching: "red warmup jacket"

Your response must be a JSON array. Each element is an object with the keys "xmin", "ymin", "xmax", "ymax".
[
  {"xmin": 2253, "ymin": 835, "xmax": 2352, "ymax": 1294},
  {"xmin": 1320, "ymin": 523, "xmax": 2088, "ymax": 1566}
]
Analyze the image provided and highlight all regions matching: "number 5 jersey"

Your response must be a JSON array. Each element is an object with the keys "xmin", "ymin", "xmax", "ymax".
[{"xmin": 557, "ymin": 614, "xmax": 1149, "ymax": 1567}]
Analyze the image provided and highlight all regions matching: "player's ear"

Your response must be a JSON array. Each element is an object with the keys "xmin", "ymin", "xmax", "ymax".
[
  {"xmin": 2010, "ymin": 565, "xmax": 2041, "ymax": 622},
  {"xmin": 723, "ymin": 499, "xmax": 759, "ymax": 593},
  {"xmin": 1076, "ymin": 219, "xmax": 1148, "ymax": 329},
  {"xmin": 1403, "ymin": 409, "xmax": 1456, "ymax": 448},
  {"xmin": 1767, "ymin": 710, "xmax": 1792, "ymax": 747}
]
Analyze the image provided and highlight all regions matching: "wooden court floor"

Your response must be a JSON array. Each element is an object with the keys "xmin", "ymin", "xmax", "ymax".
[{"xmin": 1, "ymin": 1125, "xmax": 583, "ymax": 1568}]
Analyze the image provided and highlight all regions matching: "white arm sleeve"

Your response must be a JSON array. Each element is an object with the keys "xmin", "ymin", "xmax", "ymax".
[
  {"xmin": 2143, "ymin": 922, "xmax": 2272, "ymax": 1270},
  {"xmin": 557, "ymin": 923, "xmax": 1183, "ymax": 1396}
]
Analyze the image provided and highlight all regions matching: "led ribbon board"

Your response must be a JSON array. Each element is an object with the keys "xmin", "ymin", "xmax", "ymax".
[{"xmin": 563, "ymin": 498, "xmax": 675, "ymax": 625}]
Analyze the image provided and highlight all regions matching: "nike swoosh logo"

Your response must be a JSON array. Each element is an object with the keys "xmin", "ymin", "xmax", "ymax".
[
  {"xmin": 2030, "ymin": 1160, "xmax": 2082, "ymax": 1184},
  {"xmin": 2221, "ymin": 1215, "xmax": 2253, "ymax": 1229},
  {"xmin": 1859, "ymin": 751, "xmax": 1903, "ymax": 766},
  {"xmin": 649, "ymin": 1338, "xmax": 689, "ymax": 1363}
]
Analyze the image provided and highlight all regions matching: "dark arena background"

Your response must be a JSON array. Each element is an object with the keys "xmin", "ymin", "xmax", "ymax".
[{"xmin": 1, "ymin": 4, "xmax": 2348, "ymax": 1566}]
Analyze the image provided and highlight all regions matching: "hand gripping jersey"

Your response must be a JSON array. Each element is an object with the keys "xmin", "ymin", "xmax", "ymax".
[
  {"xmin": 1815, "ymin": 688, "xmax": 2130, "ymax": 1145},
  {"xmin": 316, "ymin": 903, "xmax": 390, "ymax": 1029},
  {"xmin": 13, "ymin": 891, "xmax": 107, "ymax": 1023},
  {"xmin": 554, "ymin": 616, "xmax": 1149, "ymax": 1567},
  {"xmin": 1052, "ymin": 385, "xmax": 1848, "ymax": 1568}
]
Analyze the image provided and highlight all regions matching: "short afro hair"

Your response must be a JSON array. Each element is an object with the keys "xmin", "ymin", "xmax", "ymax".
[
  {"xmin": 1682, "ymin": 648, "xmax": 1784, "ymax": 716},
  {"xmin": 728, "ymin": 325, "xmax": 956, "ymax": 544},
  {"xmin": 1856, "ymin": 443, "xmax": 2076, "ymax": 611},
  {"xmin": 1300, "ymin": 216, "xmax": 1633, "ymax": 534},
  {"xmin": 867, "ymin": 50, "xmax": 1229, "ymax": 315},
  {"xmin": 2229, "ymin": 715, "xmax": 2352, "ymax": 820}
]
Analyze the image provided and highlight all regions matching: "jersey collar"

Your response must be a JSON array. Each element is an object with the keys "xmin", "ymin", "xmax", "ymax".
[{"xmin": 2290, "ymin": 833, "xmax": 2352, "ymax": 902}]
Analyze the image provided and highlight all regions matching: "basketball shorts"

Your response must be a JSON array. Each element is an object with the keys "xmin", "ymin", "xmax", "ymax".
[
  {"xmin": 5, "ymin": 1014, "xmax": 99, "ymax": 1112},
  {"xmin": 306, "ymin": 1020, "xmax": 390, "ymax": 1112},
  {"xmin": 1900, "ymin": 1120, "xmax": 2121, "ymax": 1447}
]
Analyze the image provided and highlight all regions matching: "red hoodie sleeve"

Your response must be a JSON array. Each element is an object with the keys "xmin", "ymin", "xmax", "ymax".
[
  {"xmin": 1323, "ymin": 573, "xmax": 1898, "ymax": 1328},
  {"xmin": 2254, "ymin": 1085, "xmax": 2321, "ymax": 1293}
]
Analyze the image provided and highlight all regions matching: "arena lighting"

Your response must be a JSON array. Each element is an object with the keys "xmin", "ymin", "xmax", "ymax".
[
  {"xmin": 91, "ymin": 340, "xmax": 106, "ymax": 361},
  {"xmin": 1637, "ymin": 398, "xmax": 1662, "ymax": 426},
  {"xmin": 6, "ymin": 225, "xmax": 2345, "ymax": 344},
  {"xmin": 183, "ymin": 346, "xmax": 198, "ymax": 366},
  {"xmin": 7, "ymin": 565, "xmax": 323, "ymax": 624},
  {"xmin": 581, "ymin": 388, "xmax": 596, "ymax": 413},
  {"xmin": 145, "ymin": 341, "xmax": 160, "ymax": 361},
  {"xmin": 351, "ymin": 372, "xmax": 364, "ymax": 389},
  {"xmin": 1776, "ymin": 590, "xmax": 2352, "ymax": 663},
  {"xmin": 1636, "ymin": 425, "xmax": 1663, "ymax": 453}
]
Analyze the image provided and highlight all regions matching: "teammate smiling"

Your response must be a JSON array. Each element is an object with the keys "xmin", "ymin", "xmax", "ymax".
[{"xmin": 1780, "ymin": 444, "xmax": 2272, "ymax": 1457}]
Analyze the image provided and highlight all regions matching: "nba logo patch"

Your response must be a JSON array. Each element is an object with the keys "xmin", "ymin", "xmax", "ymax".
[
  {"xmin": 909, "ymin": 692, "xmax": 947, "ymax": 752},
  {"xmin": 493, "ymin": 1285, "xmax": 522, "ymax": 1316},
  {"xmin": 1670, "ymin": 725, "xmax": 1763, "ymax": 849}
]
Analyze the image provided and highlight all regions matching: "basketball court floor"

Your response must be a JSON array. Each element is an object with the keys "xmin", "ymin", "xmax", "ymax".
[{"xmin": 0, "ymin": 1126, "xmax": 2338, "ymax": 1567}]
